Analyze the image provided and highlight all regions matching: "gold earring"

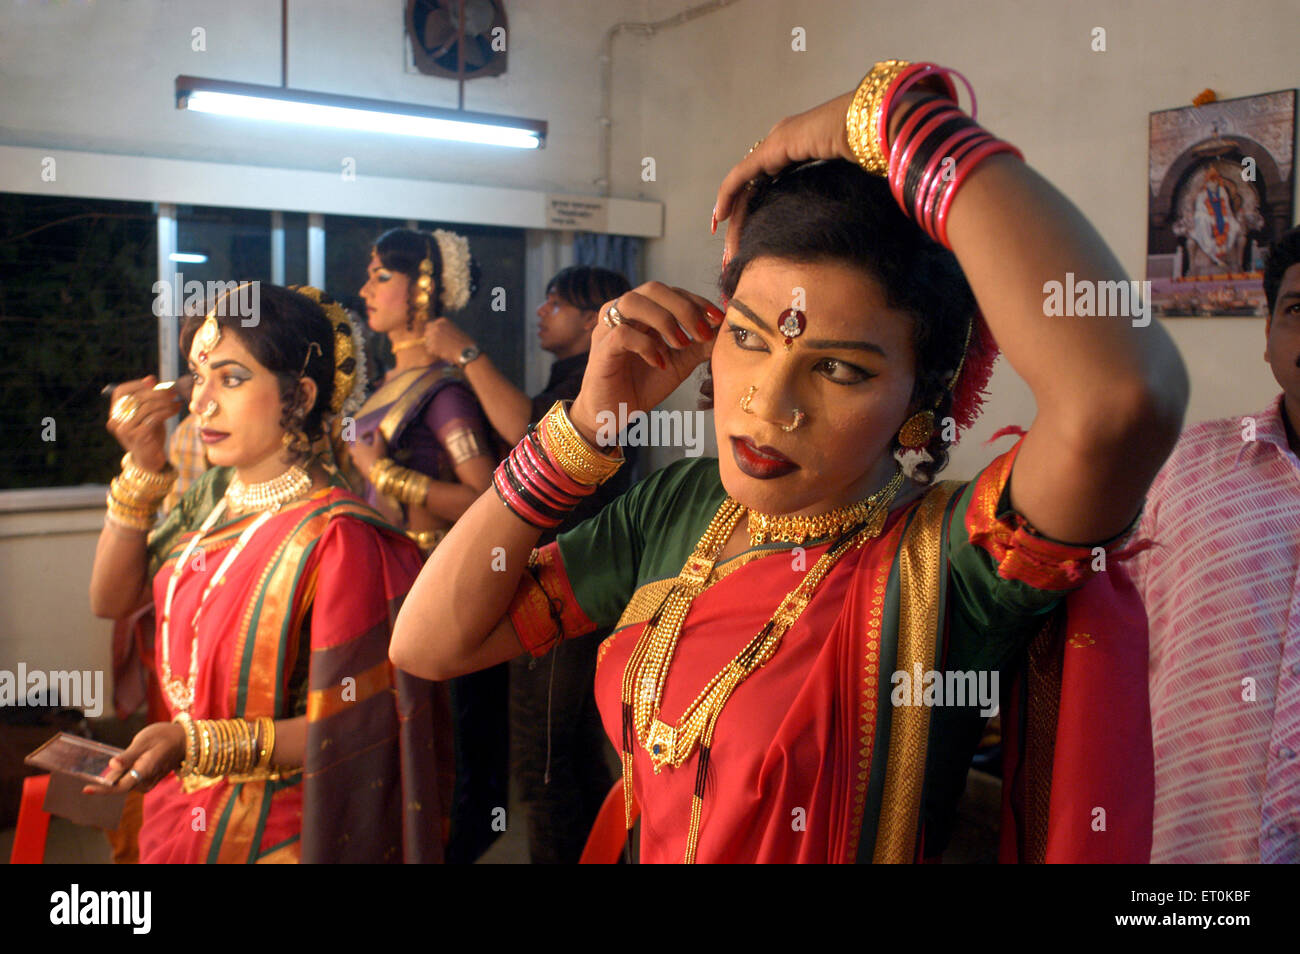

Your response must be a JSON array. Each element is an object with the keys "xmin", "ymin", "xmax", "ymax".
[
  {"xmin": 740, "ymin": 385, "xmax": 757, "ymax": 414},
  {"xmin": 897, "ymin": 410, "xmax": 935, "ymax": 449}
]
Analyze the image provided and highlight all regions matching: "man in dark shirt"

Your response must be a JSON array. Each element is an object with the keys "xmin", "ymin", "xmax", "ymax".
[{"xmin": 424, "ymin": 265, "xmax": 634, "ymax": 863}]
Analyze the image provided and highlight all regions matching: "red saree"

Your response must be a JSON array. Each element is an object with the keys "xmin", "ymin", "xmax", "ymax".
[
  {"xmin": 509, "ymin": 440, "xmax": 1153, "ymax": 863},
  {"xmin": 138, "ymin": 476, "xmax": 450, "ymax": 863}
]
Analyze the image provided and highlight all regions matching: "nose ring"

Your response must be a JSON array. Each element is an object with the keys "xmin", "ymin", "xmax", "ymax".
[
  {"xmin": 740, "ymin": 385, "xmax": 756, "ymax": 414},
  {"xmin": 200, "ymin": 400, "xmax": 217, "ymax": 420},
  {"xmin": 781, "ymin": 409, "xmax": 805, "ymax": 432}
]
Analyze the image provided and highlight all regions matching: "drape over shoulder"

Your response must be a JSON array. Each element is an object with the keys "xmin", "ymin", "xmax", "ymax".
[
  {"xmin": 139, "ymin": 474, "xmax": 450, "ymax": 863},
  {"xmin": 508, "ymin": 441, "xmax": 1151, "ymax": 862}
]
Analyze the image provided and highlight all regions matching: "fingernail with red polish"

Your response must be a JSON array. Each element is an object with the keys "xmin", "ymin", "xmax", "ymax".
[
  {"xmin": 705, "ymin": 305, "xmax": 725, "ymax": 324},
  {"xmin": 710, "ymin": 209, "xmax": 718, "ymax": 235},
  {"xmin": 721, "ymin": 249, "xmax": 731, "ymax": 269},
  {"xmin": 696, "ymin": 319, "xmax": 713, "ymax": 338}
]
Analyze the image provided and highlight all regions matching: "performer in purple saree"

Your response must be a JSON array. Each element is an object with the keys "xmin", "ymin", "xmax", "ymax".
[{"xmin": 344, "ymin": 227, "xmax": 507, "ymax": 863}]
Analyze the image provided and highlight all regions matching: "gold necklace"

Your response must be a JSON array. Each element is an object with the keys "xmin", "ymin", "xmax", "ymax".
[
  {"xmin": 390, "ymin": 338, "xmax": 426, "ymax": 354},
  {"xmin": 225, "ymin": 465, "xmax": 312, "ymax": 513},
  {"xmin": 747, "ymin": 486, "xmax": 898, "ymax": 546},
  {"xmin": 619, "ymin": 468, "xmax": 904, "ymax": 863},
  {"xmin": 160, "ymin": 501, "xmax": 275, "ymax": 713}
]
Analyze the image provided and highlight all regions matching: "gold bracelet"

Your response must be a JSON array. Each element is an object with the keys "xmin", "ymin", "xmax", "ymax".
[
  {"xmin": 395, "ymin": 466, "xmax": 432, "ymax": 506},
  {"xmin": 121, "ymin": 453, "xmax": 177, "ymax": 495},
  {"xmin": 407, "ymin": 528, "xmax": 447, "ymax": 552},
  {"xmin": 210, "ymin": 719, "xmax": 228, "ymax": 777},
  {"xmin": 197, "ymin": 721, "xmax": 213, "ymax": 776},
  {"xmin": 846, "ymin": 59, "xmax": 912, "ymax": 175},
  {"xmin": 370, "ymin": 457, "xmax": 432, "ymax": 506},
  {"xmin": 105, "ymin": 493, "xmax": 156, "ymax": 532},
  {"xmin": 255, "ymin": 717, "xmax": 276, "ymax": 772},
  {"xmin": 174, "ymin": 713, "xmax": 199, "ymax": 776},
  {"xmin": 539, "ymin": 401, "xmax": 623, "ymax": 487}
]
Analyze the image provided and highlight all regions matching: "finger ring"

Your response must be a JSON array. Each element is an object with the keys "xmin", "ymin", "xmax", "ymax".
[
  {"xmin": 602, "ymin": 303, "xmax": 625, "ymax": 329},
  {"xmin": 110, "ymin": 396, "xmax": 140, "ymax": 425},
  {"xmin": 127, "ymin": 768, "xmax": 143, "ymax": 782},
  {"xmin": 746, "ymin": 138, "xmax": 764, "ymax": 156}
]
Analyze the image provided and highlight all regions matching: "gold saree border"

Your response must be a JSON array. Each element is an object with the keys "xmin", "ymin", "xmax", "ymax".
[
  {"xmin": 872, "ymin": 481, "xmax": 961, "ymax": 863},
  {"xmin": 306, "ymin": 657, "xmax": 392, "ymax": 721},
  {"xmin": 376, "ymin": 365, "xmax": 462, "ymax": 444},
  {"xmin": 844, "ymin": 539, "xmax": 898, "ymax": 861}
]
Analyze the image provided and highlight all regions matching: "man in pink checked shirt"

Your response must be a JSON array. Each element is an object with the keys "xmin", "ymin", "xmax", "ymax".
[{"xmin": 1130, "ymin": 226, "xmax": 1300, "ymax": 863}]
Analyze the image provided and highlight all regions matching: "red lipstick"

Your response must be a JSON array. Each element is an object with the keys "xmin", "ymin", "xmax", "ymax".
[{"xmin": 730, "ymin": 436, "xmax": 798, "ymax": 479}]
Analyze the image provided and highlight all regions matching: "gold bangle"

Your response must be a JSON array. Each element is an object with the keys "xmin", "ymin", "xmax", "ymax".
[
  {"xmin": 174, "ymin": 713, "xmax": 199, "ymax": 776},
  {"xmin": 396, "ymin": 467, "xmax": 432, "ymax": 506},
  {"xmin": 256, "ymin": 717, "xmax": 276, "ymax": 772},
  {"xmin": 407, "ymin": 528, "xmax": 447, "ymax": 552},
  {"xmin": 121, "ymin": 453, "xmax": 177, "ymax": 494},
  {"xmin": 196, "ymin": 721, "xmax": 213, "ymax": 776},
  {"xmin": 846, "ymin": 59, "xmax": 912, "ymax": 175},
  {"xmin": 105, "ymin": 490, "xmax": 156, "ymax": 531},
  {"xmin": 539, "ymin": 401, "xmax": 623, "ymax": 487}
]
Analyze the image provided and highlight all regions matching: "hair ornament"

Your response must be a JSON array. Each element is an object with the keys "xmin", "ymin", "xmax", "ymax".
[
  {"xmin": 288, "ymin": 285, "xmax": 368, "ymax": 417},
  {"xmin": 433, "ymin": 229, "xmax": 474, "ymax": 313}
]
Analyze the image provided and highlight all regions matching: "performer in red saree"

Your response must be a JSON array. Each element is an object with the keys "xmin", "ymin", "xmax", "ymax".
[
  {"xmin": 91, "ymin": 284, "xmax": 449, "ymax": 862},
  {"xmin": 392, "ymin": 60, "xmax": 1187, "ymax": 863}
]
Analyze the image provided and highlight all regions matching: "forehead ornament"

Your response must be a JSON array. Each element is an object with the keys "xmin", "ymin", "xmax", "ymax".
[
  {"xmin": 195, "ymin": 313, "xmax": 221, "ymax": 365},
  {"xmin": 778, "ymin": 308, "xmax": 806, "ymax": 350}
]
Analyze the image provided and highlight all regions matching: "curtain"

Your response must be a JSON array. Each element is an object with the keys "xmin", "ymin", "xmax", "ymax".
[{"xmin": 573, "ymin": 232, "xmax": 643, "ymax": 285}]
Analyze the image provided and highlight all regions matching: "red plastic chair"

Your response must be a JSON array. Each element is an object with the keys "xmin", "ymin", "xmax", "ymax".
[
  {"xmin": 9, "ymin": 774, "xmax": 52, "ymax": 864},
  {"xmin": 579, "ymin": 779, "xmax": 639, "ymax": 864}
]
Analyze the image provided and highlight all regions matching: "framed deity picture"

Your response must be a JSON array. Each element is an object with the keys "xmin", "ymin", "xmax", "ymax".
[{"xmin": 1146, "ymin": 89, "xmax": 1296, "ymax": 317}]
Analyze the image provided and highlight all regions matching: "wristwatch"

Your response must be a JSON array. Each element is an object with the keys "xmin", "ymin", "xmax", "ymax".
[{"xmin": 457, "ymin": 345, "xmax": 482, "ymax": 368}]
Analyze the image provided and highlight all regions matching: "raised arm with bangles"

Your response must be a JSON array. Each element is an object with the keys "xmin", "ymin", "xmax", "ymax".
[{"xmin": 391, "ymin": 60, "xmax": 1188, "ymax": 864}]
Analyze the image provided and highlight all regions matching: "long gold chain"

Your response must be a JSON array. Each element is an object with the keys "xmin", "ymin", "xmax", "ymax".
[{"xmin": 619, "ymin": 469, "xmax": 904, "ymax": 862}]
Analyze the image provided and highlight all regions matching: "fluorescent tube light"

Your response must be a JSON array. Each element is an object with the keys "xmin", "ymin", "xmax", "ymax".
[
  {"xmin": 175, "ymin": 76, "xmax": 545, "ymax": 149},
  {"xmin": 170, "ymin": 252, "xmax": 209, "ymax": 264}
]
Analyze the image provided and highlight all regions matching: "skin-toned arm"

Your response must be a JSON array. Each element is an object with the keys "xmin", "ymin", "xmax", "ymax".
[
  {"xmin": 425, "ymin": 317, "xmax": 533, "ymax": 443},
  {"xmin": 392, "ymin": 286, "xmax": 724, "ymax": 680},
  {"xmin": 715, "ymin": 88, "xmax": 1188, "ymax": 544},
  {"xmin": 89, "ymin": 376, "xmax": 183, "ymax": 618},
  {"xmin": 86, "ymin": 715, "xmax": 308, "ymax": 795},
  {"xmin": 347, "ymin": 428, "xmax": 493, "ymax": 524},
  {"xmin": 390, "ymin": 485, "xmax": 543, "ymax": 681},
  {"xmin": 417, "ymin": 452, "xmax": 495, "ymax": 522}
]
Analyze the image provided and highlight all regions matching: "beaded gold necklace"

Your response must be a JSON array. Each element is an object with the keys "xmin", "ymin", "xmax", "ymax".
[
  {"xmin": 619, "ymin": 469, "xmax": 904, "ymax": 863},
  {"xmin": 225, "ymin": 465, "xmax": 312, "ymax": 513},
  {"xmin": 748, "ymin": 491, "xmax": 892, "ymax": 546}
]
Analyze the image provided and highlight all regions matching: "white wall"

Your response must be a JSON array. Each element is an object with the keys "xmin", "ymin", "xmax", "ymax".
[
  {"xmin": 617, "ymin": 0, "xmax": 1298, "ymax": 476},
  {"xmin": 0, "ymin": 0, "xmax": 648, "ymax": 195}
]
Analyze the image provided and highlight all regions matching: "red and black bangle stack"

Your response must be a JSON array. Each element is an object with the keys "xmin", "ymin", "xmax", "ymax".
[
  {"xmin": 493, "ymin": 426, "xmax": 595, "ymax": 530},
  {"xmin": 886, "ymin": 85, "xmax": 1022, "ymax": 249}
]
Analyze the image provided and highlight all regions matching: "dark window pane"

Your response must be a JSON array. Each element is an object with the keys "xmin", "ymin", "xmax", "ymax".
[
  {"xmin": 419, "ymin": 221, "xmax": 527, "ymax": 391},
  {"xmin": 0, "ymin": 194, "xmax": 158, "ymax": 489},
  {"xmin": 281, "ymin": 211, "xmax": 308, "ymax": 287},
  {"xmin": 175, "ymin": 205, "xmax": 271, "ymax": 286}
]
